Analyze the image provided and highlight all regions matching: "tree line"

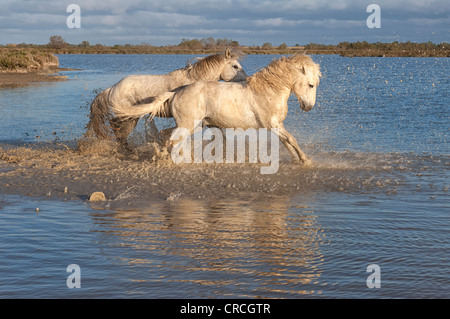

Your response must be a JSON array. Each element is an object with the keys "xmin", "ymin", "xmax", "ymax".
[
  {"xmin": 304, "ymin": 41, "xmax": 449, "ymax": 57},
  {"xmin": 2, "ymin": 36, "xmax": 448, "ymax": 57}
]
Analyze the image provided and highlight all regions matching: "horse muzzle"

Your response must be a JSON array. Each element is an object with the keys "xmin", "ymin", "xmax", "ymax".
[
  {"xmin": 299, "ymin": 100, "xmax": 314, "ymax": 112},
  {"xmin": 232, "ymin": 70, "xmax": 248, "ymax": 82}
]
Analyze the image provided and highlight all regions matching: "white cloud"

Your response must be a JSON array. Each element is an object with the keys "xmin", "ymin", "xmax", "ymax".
[
  {"xmin": 133, "ymin": 11, "xmax": 208, "ymax": 28},
  {"xmin": 0, "ymin": 0, "xmax": 448, "ymax": 45},
  {"xmin": 255, "ymin": 18, "xmax": 285, "ymax": 27}
]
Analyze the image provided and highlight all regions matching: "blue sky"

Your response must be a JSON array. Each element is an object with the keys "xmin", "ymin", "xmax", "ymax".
[{"xmin": 0, "ymin": 0, "xmax": 448, "ymax": 46}]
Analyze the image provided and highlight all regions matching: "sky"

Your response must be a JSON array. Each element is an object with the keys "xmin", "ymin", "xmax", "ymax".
[{"xmin": 0, "ymin": 0, "xmax": 448, "ymax": 46}]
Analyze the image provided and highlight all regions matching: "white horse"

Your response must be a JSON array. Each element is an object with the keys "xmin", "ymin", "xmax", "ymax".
[
  {"xmin": 86, "ymin": 48, "xmax": 247, "ymax": 145},
  {"xmin": 114, "ymin": 54, "xmax": 321, "ymax": 164}
]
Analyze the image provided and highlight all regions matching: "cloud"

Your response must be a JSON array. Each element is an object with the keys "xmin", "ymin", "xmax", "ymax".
[
  {"xmin": 0, "ymin": 0, "xmax": 448, "ymax": 45},
  {"xmin": 255, "ymin": 18, "xmax": 285, "ymax": 27}
]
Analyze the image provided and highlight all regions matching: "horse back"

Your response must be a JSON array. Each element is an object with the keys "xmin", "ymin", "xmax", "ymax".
[{"xmin": 110, "ymin": 74, "xmax": 172, "ymax": 105}]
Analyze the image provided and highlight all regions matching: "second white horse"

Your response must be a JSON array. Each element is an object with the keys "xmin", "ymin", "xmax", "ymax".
[{"xmin": 86, "ymin": 48, "xmax": 247, "ymax": 145}]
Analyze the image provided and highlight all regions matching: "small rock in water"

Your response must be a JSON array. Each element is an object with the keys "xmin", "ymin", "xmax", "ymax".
[
  {"xmin": 166, "ymin": 192, "xmax": 181, "ymax": 202},
  {"xmin": 89, "ymin": 192, "xmax": 106, "ymax": 202}
]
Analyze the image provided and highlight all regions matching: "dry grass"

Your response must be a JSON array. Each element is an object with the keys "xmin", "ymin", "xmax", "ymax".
[{"xmin": 0, "ymin": 48, "xmax": 59, "ymax": 72}]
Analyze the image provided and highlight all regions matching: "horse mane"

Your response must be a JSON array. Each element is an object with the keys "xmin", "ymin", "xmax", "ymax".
[
  {"xmin": 186, "ymin": 49, "xmax": 244, "ymax": 81},
  {"xmin": 247, "ymin": 54, "xmax": 321, "ymax": 94}
]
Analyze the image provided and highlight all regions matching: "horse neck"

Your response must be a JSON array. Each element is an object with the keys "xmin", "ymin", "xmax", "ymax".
[
  {"xmin": 167, "ymin": 69, "xmax": 194, "ymax": 88},
  {"xmin": 247, "ymin": 73, "xmax": 293, "ymax": 101},
  {"xmin": 191, "ymin": 72, "xmax": 220, "ymax": 82},
  {"xmin": 186, "ymin": 60, "xmax": 224, "ymax": 82},
  {"xmin": 246, "ymin": 71, "xmax": 293, "ymax": 122}
]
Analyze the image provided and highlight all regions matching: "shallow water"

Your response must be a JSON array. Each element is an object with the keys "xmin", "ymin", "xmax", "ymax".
[{"xmin": 0, "ymin": 54, "xmax": 448, "ymax": 298}]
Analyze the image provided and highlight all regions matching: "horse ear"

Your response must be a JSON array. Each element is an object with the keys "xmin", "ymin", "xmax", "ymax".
[
  {"xmin": 300, "ymin": 66, "xmax": 306, "ymax": 74},
  {"xmin": 225, "ymin": 47, "xmax": 232, "ymax": 59}
]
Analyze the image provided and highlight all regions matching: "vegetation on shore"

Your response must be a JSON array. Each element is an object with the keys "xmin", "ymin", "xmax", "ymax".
[
  {"xmin": 1, "ymin": 36, "xmax": 448, "ymax": 72},
  {"xmin": 0, "ymin": 48, "xmax": 59, "ymax": 72},
  {"xmin": 303, "ymin": 41, "xmax": 450, "ymax": 57}
]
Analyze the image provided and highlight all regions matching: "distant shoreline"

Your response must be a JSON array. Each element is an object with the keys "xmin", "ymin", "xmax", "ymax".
[
  {"xmin": 2, "ymin": 40, "xmax": 449, "ymax": 59},
  {"xmin": 0, "ymin": 67, "xmax": 77, "ymax": 87},
  {"xmin": 1, "ymin": 41, "xmax": 448, "ymax": 85},
  {"xmin": 45, "ymin": 46, "xmax": 450, "ymax": 58}
]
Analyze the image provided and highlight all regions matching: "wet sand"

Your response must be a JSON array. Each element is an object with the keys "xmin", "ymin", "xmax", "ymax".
[
  {"xmin": 0, "ymin": 138, "xmax": 399, "ymax": 209},
  {"xmin": 0, "ymin": 68, "xmax": 75, "ymax": 87}
]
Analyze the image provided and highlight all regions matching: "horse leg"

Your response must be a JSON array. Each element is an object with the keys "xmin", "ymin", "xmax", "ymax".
[
  {"xmin": 159, "ymin": 124, "xmax": 211, "ymax": 148},
  {"xmin": 168, "ymin": 120, "xmax": 202, "ymax": 163},
  {"xmin": 110, "ymin": 117, "xmax": 139, "ymax": 146},
  {"xmin": 274, "ymin": 126, "xmax": 310, "ymax": 164},
  {"xmin": 144, "ymin": 117, "xmax": 161, "ymax": 144},
  {"xmin": 160, "ymin": 127, "xmax": 176, "ymax": 146}
]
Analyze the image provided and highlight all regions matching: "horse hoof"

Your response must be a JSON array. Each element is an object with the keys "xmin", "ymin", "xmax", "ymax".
[{"xmin": 302, "ymin": 159, "xmax": 313, "ymax": 167}]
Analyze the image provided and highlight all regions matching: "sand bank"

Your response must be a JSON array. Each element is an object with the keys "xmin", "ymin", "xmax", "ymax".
[
  {"xmin": 0, "ymin": 68, "xmax": 75, "ymax": 87},
  {"xmin": 0, "ymin": 137, "xmax": 399, "ymax": 210}
]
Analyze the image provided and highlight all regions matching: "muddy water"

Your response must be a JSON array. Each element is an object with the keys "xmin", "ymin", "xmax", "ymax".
[{"xmin": 0, "ymin": 54, "xmax": 448, "ymax": 298}]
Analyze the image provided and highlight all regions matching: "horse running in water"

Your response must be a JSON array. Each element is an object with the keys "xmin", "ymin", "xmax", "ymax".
[
  {"xmin": 114, "ymin": 54, "xmax": 321, "ymax": 165},
  {"xmin": 86, "ymin": 48, "xmax": 247, "ymax": 145}
]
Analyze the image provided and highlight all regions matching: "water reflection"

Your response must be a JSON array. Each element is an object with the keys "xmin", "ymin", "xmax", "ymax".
[{"xmin": 89, "ymin": 195, "xmax": 326, "ymax": 298}]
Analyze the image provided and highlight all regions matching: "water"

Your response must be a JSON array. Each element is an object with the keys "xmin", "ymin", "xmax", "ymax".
[{"xmin": 0, "ymin": 54, "xmax": 448, "ymax": 298}]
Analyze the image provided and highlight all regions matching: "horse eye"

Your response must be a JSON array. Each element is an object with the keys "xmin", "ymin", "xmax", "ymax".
[{"xmin": 309, "ymin": 84, "xmax": 314, "ymax": 88}]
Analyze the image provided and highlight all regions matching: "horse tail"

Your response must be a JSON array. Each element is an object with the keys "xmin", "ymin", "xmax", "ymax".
[
  {"xmin": 113, "ymin": 91, "xmax": 175, "ymax": 121},
  {"xmin": 85, "ymin": 87, "xmax": 113, "ymax": 139}
]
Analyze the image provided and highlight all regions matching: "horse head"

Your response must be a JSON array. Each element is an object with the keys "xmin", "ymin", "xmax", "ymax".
[
  {"xmin": 220, "ymin": 48, "xmax": 247, "ymax": 82},
  {"xmin": 292, "ymin": 57, "xmax": 321, "ymax": 112},
  {"xmin": 188, "ymin": 48, "xmax": 247, "ymax": 82}
]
